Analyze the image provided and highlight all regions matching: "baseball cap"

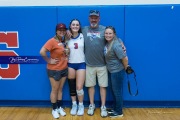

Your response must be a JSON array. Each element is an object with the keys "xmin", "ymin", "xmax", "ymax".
[
  {"xmin": 89, "ymin": 10, "xmax": 100, "ymax": 17},
  {"xmin": 56, "ymin": 23, "xmax": 67, "ymax": 30}
]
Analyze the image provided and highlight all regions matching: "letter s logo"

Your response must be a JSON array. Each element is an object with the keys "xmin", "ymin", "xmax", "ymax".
[{"xmin": 0, "ymin": 32, "xmax": 20, "ymax": 80}]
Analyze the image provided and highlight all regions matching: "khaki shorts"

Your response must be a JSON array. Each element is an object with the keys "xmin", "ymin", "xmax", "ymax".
[{"xmin": 85, "ymin": 65, "xmax": 108, "ymax": 87}]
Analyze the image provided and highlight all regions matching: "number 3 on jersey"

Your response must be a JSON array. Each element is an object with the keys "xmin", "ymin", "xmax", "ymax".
[{"xmin": 74, "ymin": 43, "xmax": 78, "ymax": 49}]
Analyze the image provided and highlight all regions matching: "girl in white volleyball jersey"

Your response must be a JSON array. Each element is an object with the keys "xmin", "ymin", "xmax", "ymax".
[{"xmin": 67, "ymin": 19, "xmax": 86, "ymax": 116}]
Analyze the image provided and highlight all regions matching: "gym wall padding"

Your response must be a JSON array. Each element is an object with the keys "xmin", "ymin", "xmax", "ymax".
[
  {"xmin": 124, "ymin": 5, "xmax": 180, "ymax": 101},
  {"xmin": 0, "ymin": 5, "xmax": 180, "ymax": 107}
]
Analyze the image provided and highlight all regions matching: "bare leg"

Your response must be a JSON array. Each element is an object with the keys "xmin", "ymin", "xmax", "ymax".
[
  {"xmin": 57, "ymin": 77, "xmax": 66, "ymax": 100},
  {"xmin": 88, "ymin": 86, "xmax": 95, "ymax": 105},
  {"xmin": 49, "ymin": 77, "xmax": 60, "ymax": 103},
  {"xmin": 76, "ymin": 69, "xmax": 85, "ymax": 103},
  {"xmin": 100, "ymin": 87, "xmax": 106, "ymax": 106}
]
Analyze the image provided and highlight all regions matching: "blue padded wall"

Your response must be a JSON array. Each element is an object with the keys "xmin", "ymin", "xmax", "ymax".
[
  {"xmin": 125, "ymin": 5, "xmax": 180, "ymax": 101},
  {"xmin": 0, "ymin": 5, "xmax": 180, "ymax": 107},
  {"xmin": 0, "ymin": 7, "xmax": 57, "ymax": 100}
]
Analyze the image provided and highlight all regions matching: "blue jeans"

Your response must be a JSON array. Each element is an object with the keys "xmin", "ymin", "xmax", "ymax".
[{"xmin": 108, "ymin": 70, "xmax": 125, "ymax": 114}]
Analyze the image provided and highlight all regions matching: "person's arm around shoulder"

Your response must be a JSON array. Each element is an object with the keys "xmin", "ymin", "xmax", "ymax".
[{"xmin": 66, "ymin": 30, "xmax": 72, "ymax": 40}]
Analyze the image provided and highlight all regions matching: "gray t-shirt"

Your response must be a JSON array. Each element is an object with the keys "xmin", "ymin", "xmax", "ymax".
[
  {"xmin": 82, "ymin": 25, "xmax": 106, "ymax": 67},
  {"xmin": 105, "ymin": 39, "xmax": 127, "ymax": 73}
]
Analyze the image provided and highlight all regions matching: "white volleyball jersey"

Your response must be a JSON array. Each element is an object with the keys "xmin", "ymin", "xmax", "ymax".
[{"xmin": 68, "ymin": 33, "xmax": 85, "ymax": 63}]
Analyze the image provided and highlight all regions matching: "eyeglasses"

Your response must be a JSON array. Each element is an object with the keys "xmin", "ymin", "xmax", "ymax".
[
  {"xmin": 106, "ymin": 26, "xmax": 115, "ymax": 30},
  {"xmin": 90, "ymin": 10, "xmax": 100, "ymax": 14},
  {"xmin": 105, "ymin": 26, "xmax": 116, "ymax": 33}
]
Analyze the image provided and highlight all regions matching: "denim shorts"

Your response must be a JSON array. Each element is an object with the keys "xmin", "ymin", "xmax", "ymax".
[{"xmin": 47, "ymin": 68, "xmax": 68, "ymax": 81}]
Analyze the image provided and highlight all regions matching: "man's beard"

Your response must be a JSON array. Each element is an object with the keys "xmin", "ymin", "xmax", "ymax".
[{"xmin": 91, "ymin": 23, "xmax": 98, "ymax": 28}]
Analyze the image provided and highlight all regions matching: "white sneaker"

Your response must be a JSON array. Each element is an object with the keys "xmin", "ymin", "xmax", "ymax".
[
  {"xmin": 52, "ymin": 109, "xmax": 59, "ymax": 119},
  {"xmin": 87, "ymin": 104, "xmax": 95, "ymax": 116},
  {"xmin": 70, "ymin": 104, "xmax": 77, "ymax": 115},
  {"xmin": 101, "ymin": 106, "xmax": 108, "ymax": 118},
  {"xmin": 57, "ymin": 107, "xmax": 66, "ymax": 116},
  {"xmin": 77, "ymin": 105, "xmax": 84, "ymax": 116}
]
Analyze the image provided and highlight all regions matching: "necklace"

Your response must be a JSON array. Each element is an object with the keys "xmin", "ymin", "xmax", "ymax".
[{"xmin": 54, "ymin": 35, "xmax": 62, "ymax": 42}]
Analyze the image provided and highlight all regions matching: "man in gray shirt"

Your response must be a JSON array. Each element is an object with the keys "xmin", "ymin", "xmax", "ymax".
[{"xmin": 82, "ymin": 10, "xmax": 108, "ymax": 117}]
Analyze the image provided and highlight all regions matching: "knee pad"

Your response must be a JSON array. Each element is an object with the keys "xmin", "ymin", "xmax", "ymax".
[
  {"xmin": 68, "ymin": 79, "xmax": 77, "ymax": 96},
  {"xmin": 76, "ymin": 89, "xmax": 84, "ymax": 96}
]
